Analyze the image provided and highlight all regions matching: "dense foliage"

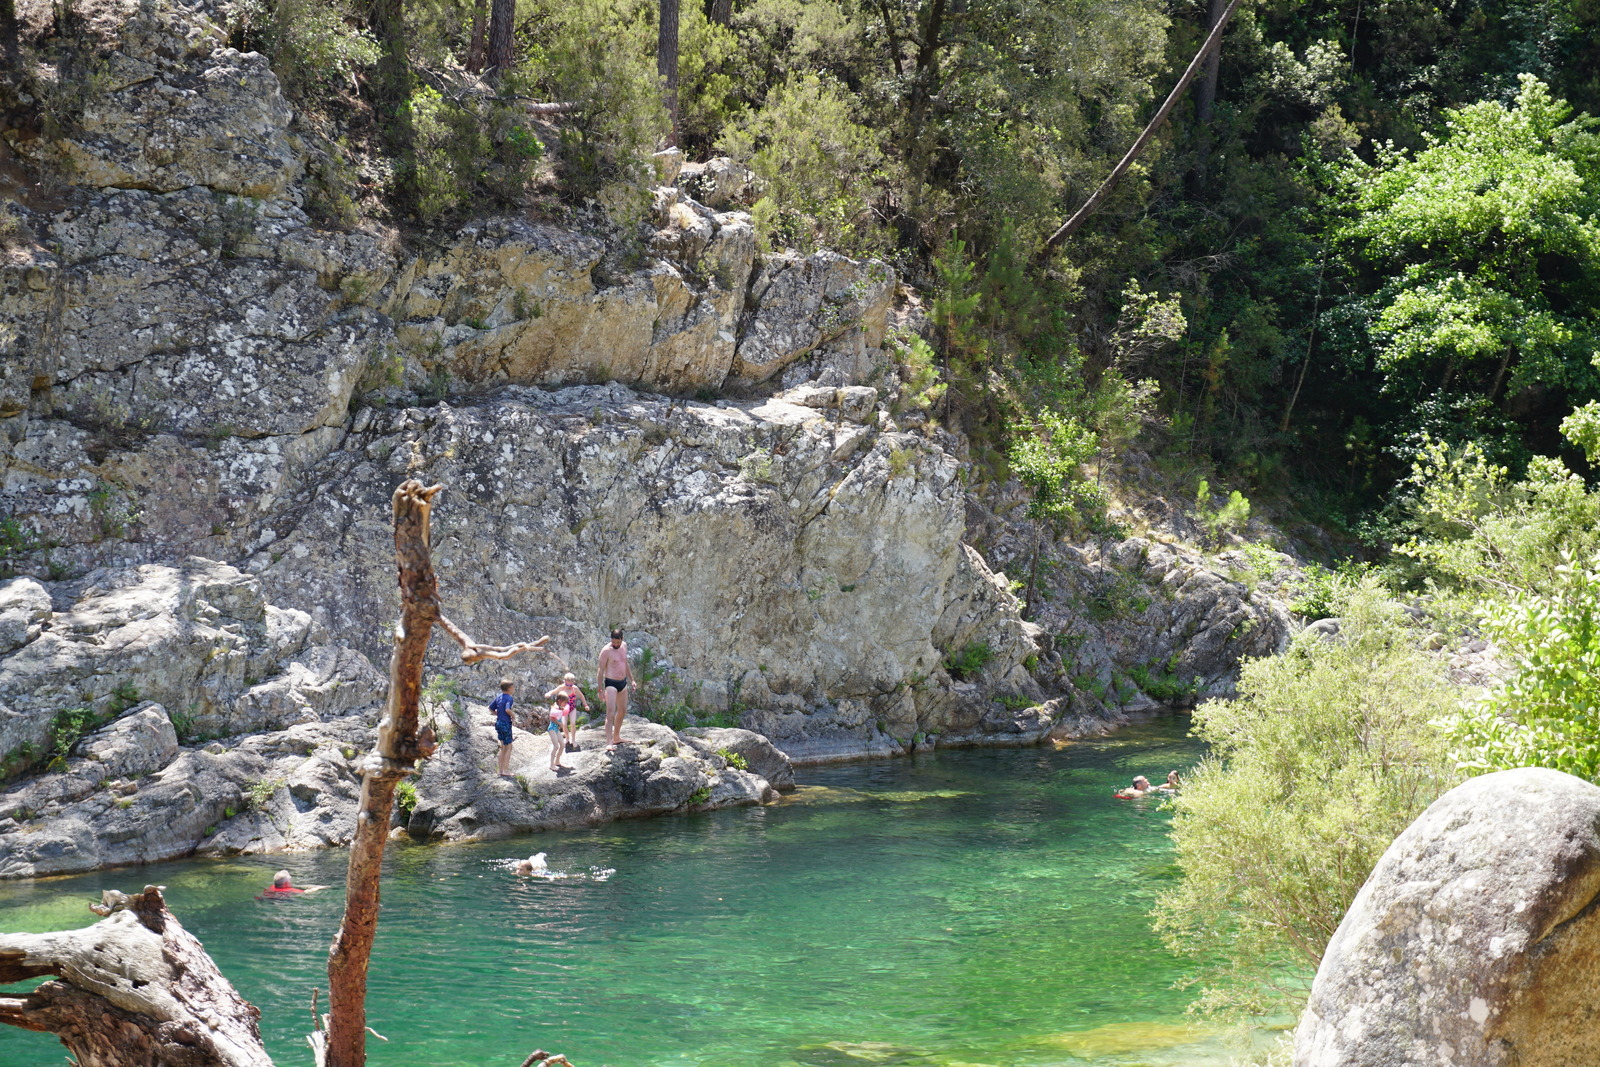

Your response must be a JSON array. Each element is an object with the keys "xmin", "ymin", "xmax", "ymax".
[{"xmin": 1154, "ymin": 581, "xmax": 1463, "ymax": 1014}]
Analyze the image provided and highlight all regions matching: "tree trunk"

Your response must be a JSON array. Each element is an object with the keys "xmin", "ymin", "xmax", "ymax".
[
  {"xmin": 467, "ymin": 0, "xmax": 488, "ymax": 73},
  {"xmin": 708, "ymin": 0, "xmax": 731, "ymax": 27},
  {"xmin": 0, "ymin": 886, "xmax": 272, "ymax": 1067},
  {"xmin": 1194, "ymin": 0, "xmax": 1228, "ymax": 126},
  {"xmin": 659, "ymin": 0, "xmax": 681, "ymax": 145},
  {"xmin": 324, "ymin": 480, "xmax": 548, "ymax": 1067},
  {"xmin": 487, "ymin": 0, "xmax": 516, "ymax": 82},
  {"xmin": 1037, "ymin": 0, "xmax": 1245, "ymax": 259}
]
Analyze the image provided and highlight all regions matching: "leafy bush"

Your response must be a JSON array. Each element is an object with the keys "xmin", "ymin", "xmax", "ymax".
[
  {"xmin": 48, "ymin": 707, "xmax": 103, "ymax": 770},
  {"xmin": 396, "ymin": 779, "xmax": 420, "ymax": 820},
  {"xmin": 715, "ymin": 748, "xmax": 748, "ymax": 770},
  {"xmin": 237, "ymin": 0, "xmax": 379, "ymax": 103},
  {"xmin": 1195, "ymin": 479, "xmax": 1251, "ymax": 547},
  {"xmin": 1444, "ymin": 553, "xmax": 1600, "ymax": 783},
  {"xmin": 1395, "ymin": 436, "xmax": 1600, "ymax": 599},
  {"xmin": 1126, "ymin": 656, "xmax": 1198, "ymax": 704},
  {"xmin": 1154, "ymin": 580, "xmax": 1463, "ymax": 1015},
  {"xmin": 520, "ymin": 0, "xmax": 666, "ymax": 197},
  {"xmin": 402, "ymin": 85, "xmax": 544, "ymax": 222},
  {"xmin": 246, "ymin": 776, "xmax": 286, "ymax": 812},
  {"xmin": 717, "ymin": 72, "xmax": 889, "ymax": 253}
]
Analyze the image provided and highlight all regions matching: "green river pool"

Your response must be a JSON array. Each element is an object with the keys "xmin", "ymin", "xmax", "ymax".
[{"xmin": 0, "ymin": 715, "xmax": 1278, "ymax": 1066}]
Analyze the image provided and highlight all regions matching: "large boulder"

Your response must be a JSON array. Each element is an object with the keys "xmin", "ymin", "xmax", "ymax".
[
  {"xmin": 1294, "ymin": 768, "xmax": 1600, "ymax": 1067},
  {"xmin": 402, "ymin": 713, "xmax": 781, "ymax": 841}
]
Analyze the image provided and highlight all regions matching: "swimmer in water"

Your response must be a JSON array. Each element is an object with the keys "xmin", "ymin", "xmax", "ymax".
[
  {"xmin": 1114, "ymin": 775, "xmax": 1154, "ymax": 799},
  {"xmin": 513, "ymin": 852, "xmax": 549, "ymax": 876},
  {"xmin": 260, "ymin": 870, "xmax": 329, "ymax": 898}
]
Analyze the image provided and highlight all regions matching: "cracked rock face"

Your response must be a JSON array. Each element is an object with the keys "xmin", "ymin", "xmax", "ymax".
[
  {"xmin": 1294, "ymin": 768, "xmax": 1600, "ymax": 1067},
  {"xmin": 0, "ymin": 557, "xmax": 381, "ymax": 777},
  {"xmin": 255, "ymin": 384, "xmax": 1043, "ymax": 761}
]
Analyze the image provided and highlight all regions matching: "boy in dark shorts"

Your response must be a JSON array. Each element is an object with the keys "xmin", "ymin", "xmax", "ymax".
[{"xmin": 491, "ymin": 679, "xmax": 516, "ymax": 777}]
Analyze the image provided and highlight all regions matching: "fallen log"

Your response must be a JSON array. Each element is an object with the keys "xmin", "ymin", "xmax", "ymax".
[{"xmin": 0, "ymin": 885, "xmax": 272, "ymax": 1067}]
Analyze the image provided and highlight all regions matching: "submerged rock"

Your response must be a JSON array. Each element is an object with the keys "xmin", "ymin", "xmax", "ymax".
[{"xmin": 1294, "ymin": 768, "xmax": 1600, "ymax": 1067}]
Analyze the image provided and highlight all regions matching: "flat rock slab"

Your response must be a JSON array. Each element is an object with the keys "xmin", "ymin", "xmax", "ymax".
[{"xmin": 1295, "ymin": 767, "xmax": 1600, "ymax": 1067}]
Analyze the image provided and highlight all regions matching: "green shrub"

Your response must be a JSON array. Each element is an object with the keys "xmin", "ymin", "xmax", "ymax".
[
  {"xmin": 1126, "ymin": 656, "xmax": 1198, "ymax": 704},
  {"xmin": 1154, "ymin": 580, "xmax": 1463, "ymax": 1015},
  {"xmin": 520, "ymin": 0, "xmax": 666, "ymax": 197},
  {"xmin": 245, "ymin": 777, "xmax": 286, "ymax": 812},
  {"xmin": 396, "ymin": 778, "xmax": 420, "ymax": 820},
  {"xmin": 717, "ymin": 72, "xmax": 889, "ymax": 253},
  {"xmin": 943, "ymin": 641, "xmax": 994, "ymax": 681},
  {"xmin": 715, "ymin": 748, "xmax": 748, "ymax": 770},
  {"xmin": 1444, "ymin": 553, "xmax": 1600, "ymax": 783},
  {"xmin": 1195, "ymin": 479, "xmax": 1251, "ymax": 548},
  {"xmin": 237, "ymin": 0, "xmax": 379, "ymax": 103},
  {"xmin": 47, "ymin": 707, "xmax": 103, "ymax": 770},
  {"xmin": 402, "ymin": 85, "xmax": 544, "ymax": 222}
]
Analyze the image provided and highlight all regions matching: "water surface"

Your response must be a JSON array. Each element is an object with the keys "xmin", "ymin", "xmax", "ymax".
[{"xmin": 0, "ymin": 717, "xmax": 1258, "ymax": 1066}]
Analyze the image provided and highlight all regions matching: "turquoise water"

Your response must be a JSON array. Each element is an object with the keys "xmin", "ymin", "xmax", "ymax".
[{"xmin": 0, "ymin": 717, "xmax": 1252, "ymax": 1067}]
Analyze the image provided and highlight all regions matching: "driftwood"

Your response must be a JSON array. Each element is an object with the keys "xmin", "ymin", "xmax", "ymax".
[
  {"xmin": 0, "ymin": 886, "xmax": 272, "ymax": 1067},
  {"xmin": 322, "ymin": 480, "xmax": 551, "ymax": 1067}
]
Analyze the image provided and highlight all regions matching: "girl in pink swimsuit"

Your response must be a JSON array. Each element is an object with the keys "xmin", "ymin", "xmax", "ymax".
[{"xmin": 544, "ymin": 673, "xmax": 590, "ymax": 756}]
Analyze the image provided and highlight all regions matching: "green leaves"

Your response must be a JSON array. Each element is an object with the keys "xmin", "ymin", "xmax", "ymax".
[
  {"xmin": 1445, "ymin": 554, "xmax": 1600, "ymax": 784},
  {"xmin": 1154, "ymin": 582, "xmax": 1462, "ymax": 1015},
  {"xmin": 1006, "ymin": 410, "xmax": 1100, "ymax": 529},
  {"xmin": 1337, "ymin": 76, "xmax": 1600, "ymax": 405}
]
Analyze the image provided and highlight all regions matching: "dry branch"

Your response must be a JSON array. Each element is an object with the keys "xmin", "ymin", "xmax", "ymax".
[{"xmin": 323, "ymin": 479, "xmax": 552, "ymax": 1067}]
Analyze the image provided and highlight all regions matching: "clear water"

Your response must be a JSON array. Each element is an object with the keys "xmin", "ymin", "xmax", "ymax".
[{"xmin": 0, "ymin": 717, "xmax": 1259, "ymax": 1067}]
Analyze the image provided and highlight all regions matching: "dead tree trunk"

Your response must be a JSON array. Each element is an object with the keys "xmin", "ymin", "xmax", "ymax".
[
  {"xmin": 322, "ymin": 480, "xmax": 549, "ymax": 1067},
  {"xmin": 0, "ymin": 886, "xmax": 272, "ymax": 1067}
]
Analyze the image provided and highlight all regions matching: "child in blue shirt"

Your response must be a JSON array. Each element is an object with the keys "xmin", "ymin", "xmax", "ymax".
[{"xmin": 490, "ymin": 679, "xmax": 516, "ymax": 777}]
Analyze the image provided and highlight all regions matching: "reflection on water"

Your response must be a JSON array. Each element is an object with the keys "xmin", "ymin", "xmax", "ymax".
[{"xmin": 0, "ymin": 716, "xmax": 1261, "ymax": 1067}]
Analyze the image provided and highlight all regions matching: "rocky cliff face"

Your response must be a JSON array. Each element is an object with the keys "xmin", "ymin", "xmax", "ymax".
[{"xmin": 0, "ymin": 0, "xmax": 1296, "ymax": 874}]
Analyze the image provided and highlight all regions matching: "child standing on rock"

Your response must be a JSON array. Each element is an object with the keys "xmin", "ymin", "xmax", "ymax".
[
  {"xmin": 545, "ymin": 672, "xmax": 589, "ymax": 754},
  {"xmin": 490, "ymin": 679, "xmax": 517, "ymax": 778}
]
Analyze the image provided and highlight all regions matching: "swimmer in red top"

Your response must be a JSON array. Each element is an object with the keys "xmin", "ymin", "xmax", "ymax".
[{"xmin": 261, "ymin": 870, "xmax": 329, "ymax": 898}]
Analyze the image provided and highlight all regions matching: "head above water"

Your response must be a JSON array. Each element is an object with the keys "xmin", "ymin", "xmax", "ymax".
[
  {"xmin": 272, "ymin": 870, "xmax": 292, "ymax": 889},
  {"xmin": 1132, "ymin": 776, "xmax": 1150, "ymax": 789}
]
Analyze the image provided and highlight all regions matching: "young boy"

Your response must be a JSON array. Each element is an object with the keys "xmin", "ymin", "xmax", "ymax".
[
  {"xmin": 544, "ymin": 672, "xmax": 590, "ymax": 754},
  {"xmin": 490, "ymin": 679, "xmax": 516, "ymax": 777}
]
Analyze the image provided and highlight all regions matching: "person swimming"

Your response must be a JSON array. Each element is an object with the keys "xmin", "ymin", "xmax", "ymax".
[
  {"xmin": 1114, "ymin": 775, "xmax": 1154, "ymax": 799},
  {"xmin": 259, "ymin": 870, "xmax": 329, "ymax": 899},
  {"xmin": 513, "ymin": 852, "xmax": 549, "ymax": 876}
]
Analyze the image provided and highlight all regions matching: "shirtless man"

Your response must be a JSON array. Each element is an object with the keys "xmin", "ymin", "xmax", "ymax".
[{"xmin": 596, "ymin": 629, "xmax": 632, "ymax": 751}]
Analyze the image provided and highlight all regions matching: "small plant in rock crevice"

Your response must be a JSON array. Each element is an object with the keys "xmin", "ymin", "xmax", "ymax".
[{"xmin": 943, "ymin": 641, "xmax": 994, "ymax": 681}]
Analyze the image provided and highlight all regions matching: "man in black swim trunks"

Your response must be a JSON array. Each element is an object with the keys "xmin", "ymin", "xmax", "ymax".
[{"xmin": 596, "ymin": 629, "xmax": 632, "ymax": 751}]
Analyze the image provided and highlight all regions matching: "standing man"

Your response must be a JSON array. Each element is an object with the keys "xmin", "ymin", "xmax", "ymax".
[
  {"xmin": 597, "ymin": 629, "xmax": 632, "ymax": 752},
  {"xmin": 491, "ymin": 678, "xmax": 517, "ymax": 777}
]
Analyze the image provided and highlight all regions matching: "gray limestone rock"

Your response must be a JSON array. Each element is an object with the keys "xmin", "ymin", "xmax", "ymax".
[
  {"xmin": 73, "ymin": 702, "xmax": 179, "ymax": 779},
  {"xmin": 404, "ymin": 715, "xmax": 779, "ymax": 841},
  {"xmin": 0, "ymin": 558, "xmax": 375, "ymax": 781},
  {"xmin": 0, "ymin": 577, "xmax": 51, "ymax": 654},
  {"xmin": 1294, "ymin": 768, "xmax": 1600, "ymax": 1067}
]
